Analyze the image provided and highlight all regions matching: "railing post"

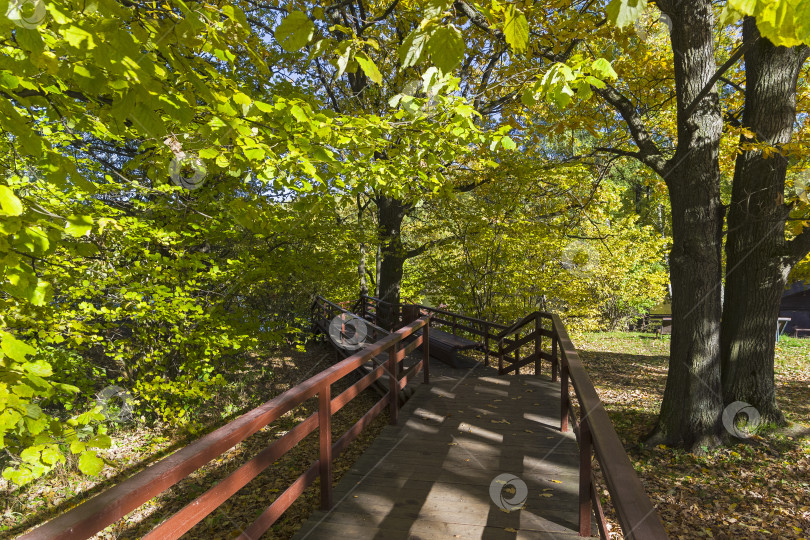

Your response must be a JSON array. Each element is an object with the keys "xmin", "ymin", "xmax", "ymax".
[
  {"xmin": 389, "ymin": 343, "xmax": 399, "ymax": 425},
  {"xmin": 318, "ymin": 383, "xmax": 333, "ymax": 510},
  {"xmin": 514, "ymin": 332, "xmax": 520, "ymax": 376},
  {"xmin": 578, "ymin": 416, "xmax": 592, "ymax": 537},
  {"xmin": 535, "ymin": 314, "xmax": 541, "ymax": 377},
  {"xmin": 560, "ymin": 361, "xmax": 569, "ymax": 433},
  {"xmin": 484, "ymin": 325, "xmax": 490, "ymax": 366},
  {"xmin": 552, "ymin": 333, "xmax": 559, "ymax": 382},
  {"xmin": 423, "ymin": 318, "xmax": 430, "ymax": 384},
  {"xmin": 498, "ymin": 338, "xmax": 504, "ymax": 375}
]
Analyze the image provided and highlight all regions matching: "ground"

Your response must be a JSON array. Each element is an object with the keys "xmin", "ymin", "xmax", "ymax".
[{"xmin": 574, "ymin": 331, "xmax": 810, "ymax": 539}]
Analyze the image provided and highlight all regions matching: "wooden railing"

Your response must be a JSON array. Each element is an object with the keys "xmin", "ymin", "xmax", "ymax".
[
  {"xmin": 359, "ymin": 295, "xmax": 559, "ymax": 377},
  {"xmin": 495, "ymin": 310, "xmax": 667, "ymax": 538},
  {"xmin": 358, "ymin": 295, "xmax": 512, "ymax": 367},
  {"xmin": 20, "ymin": 317, "xmax": 431, "ymax": 540},
  {"xmin": 312, "ymin": 295, "xmax": 390, "ymax": 348},
  {"xmin": 362, "ymin": 297, "xmax": 667, "ymax": 539}
]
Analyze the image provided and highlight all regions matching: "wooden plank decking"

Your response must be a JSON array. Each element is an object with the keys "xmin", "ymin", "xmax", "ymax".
[{"xmin": 294, "ymin": 360, "xmax": 595, "ymax": 539}]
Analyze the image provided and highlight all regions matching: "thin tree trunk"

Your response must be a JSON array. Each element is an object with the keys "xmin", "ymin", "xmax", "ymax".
[
  {"xmin": 358, "ymin": 195, "xmax": 369, "ymax": 297},
  {"xmin": 646, "ymin": 0, "xmax": 725, "ymax": 450},
  {"xmin": 720, "ymin": 18, "xmax": 809, "ymax": 425}
]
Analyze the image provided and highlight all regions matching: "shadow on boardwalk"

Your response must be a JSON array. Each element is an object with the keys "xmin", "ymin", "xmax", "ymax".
[{"xmin": 294, "ymin": 357, "xmax": 595, "ymax": 539}]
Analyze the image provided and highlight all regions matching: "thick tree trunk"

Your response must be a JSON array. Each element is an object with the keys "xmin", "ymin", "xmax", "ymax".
[
  {"xmin": 720, "ymin": 19, "xmax": 809, "ymax": 426},
  {"xmin": 646, "ymin": 0, "xmax": 725, "ymax": 450},
  {"xmin": 376, "ymin": 195, "xmax": 408, "ymax": 328}
]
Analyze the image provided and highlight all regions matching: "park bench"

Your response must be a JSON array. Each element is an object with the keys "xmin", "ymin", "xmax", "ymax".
[
  {"xmin": 794, "ymin": 328, "xmax": 810, "ymax": 338},
  {"xmin": 427, "ymin": 327, "xmax": 481, "ymax": 367}
]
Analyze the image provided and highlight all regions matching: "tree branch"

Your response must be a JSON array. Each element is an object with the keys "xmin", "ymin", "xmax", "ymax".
[
  {"xmin": 406, "ymin": 236, "xmax": 454, "ymax": 259},
  {"xmin": 596, "ymin": 83, "xmax": 666, "ymax": 175}
]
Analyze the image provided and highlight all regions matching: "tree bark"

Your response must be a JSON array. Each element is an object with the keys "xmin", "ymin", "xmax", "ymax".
[
  {"xmin": 720, "ymin": 18, "xmax": 809, "ymax": 425},
  {"xmin": 645, "ymin": 0, "xmax": 726, "ymax": 450},
  {"xmin": 376, "ymin": 195, "xmax": 408, "ymax": 328}
]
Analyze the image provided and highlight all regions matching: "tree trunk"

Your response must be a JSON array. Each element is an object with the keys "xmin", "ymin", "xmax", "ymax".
[
  {"xmin": 358, "ymin": 196, "xmax": 369, "ymax": 297},
  {"xmin": 646, "ymin": 0, "xmax": 725, "ymax": 450},
  {"xmin": 720, "ymin": 18, "xmax": 809, "ymax": 426},
  {"xmin": 376, "ymin": 195, "xmax": 408, "ymax": 328}
]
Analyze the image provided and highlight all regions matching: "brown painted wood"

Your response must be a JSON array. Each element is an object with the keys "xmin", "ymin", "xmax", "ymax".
[
  {"xmin": 294, "ymin": 375, "xmax": 586, "ymax": 540},
  {"xmin": 239, "ymin": 462, "xmax": 319, "ymax": 539},
  {"xmin": 551, "ymin": 315, "xmax": 667, "ymax": 539},
  {"xmin": 502, "ymin": 330, "xmax": 537, "ymax": 355},
  {"xmin": 423, "ymin": 321, "xmax": 430, "ymax": 384},
  {"xmin": 318, "ymin": 384, "xmax": 333, "ymax": 510},
  {"xmin": 331, "ymin": 394, "xmax": 389, "ymax": 460},
  {"xmin": 143, "ymin": 412, "xmax": 319, "ymax": 539},
  {"xmin": 388, "ymin": 346, "xmax": 399, "ymax": 426},
  {"xmin": 22, "ymin": 312, "xmax": 429, "ymax": 540},
  {"xmin": 579, "ymin": 418, "xmax": 592, "ymax": 537},
  {"xmin": 429, "ymin": 327, "xmax": 480, "ymax": 349}
]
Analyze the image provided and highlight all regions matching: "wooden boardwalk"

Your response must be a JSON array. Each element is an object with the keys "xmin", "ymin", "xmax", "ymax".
[{"xmin": 295, "ymin": 358, "xmax": 595, "ymax": 539}]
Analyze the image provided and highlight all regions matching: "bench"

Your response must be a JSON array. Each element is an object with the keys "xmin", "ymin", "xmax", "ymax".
[
  {"xmin": 428, "ymin": 328, "xmax": 481, "ymax": 368},
  {"xmin": 794, "ymin": 328, "xmax": 810, "ymax": 338}
]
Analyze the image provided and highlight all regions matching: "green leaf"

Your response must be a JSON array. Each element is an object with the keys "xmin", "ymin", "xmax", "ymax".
[
  {"xmin": 40, "ymin": 446, "xmax": 63, "ymax": 466},
  {"xmin": 0, "ymin": 186, "xmax": 23, "ymax": 216},
  {"xmin": 399, "ymin": 30, "xmax": 429, "ymax": 68},
  {"xmin": 501, "ymin": 136, "xmax": 517, "ymax": 150},
  {"xmin": 274, "ymin": 11, "xmax": 315, "ymax": 52},
  {"xmin": 355, "ymin": 52, "xmax": 383, "ymax": 85},
  {"xmin": 88, "ymin": 434, "xmax": 112, "ymax": 449},
  {"xmin": 591, "ymin": 58, "xmax": 618, "ymax": 80},
  {"xmin": 503, "ymin": 6, "xmax": 530, "ymax": 53},
  {"xmin": 78, "ymin": 450, "xmax": 105, "ymax": 476},
  {"xmin": 0, "ymin": 331, "xmax": 36, "ymax": 361},
  {"xmin": 66, "ymin": 214, "xmax": 93, "ymax": 237},
  {"xmin": 427, "ymin": 26, "xmax": 465, "ymax": 73},
  {"xmin": 22, "ymin": 360, "xmax": 53, "ymax": 377},
  {"xmin": 606, "ymin": 0, "xmax": 647, "ymax": 29}
]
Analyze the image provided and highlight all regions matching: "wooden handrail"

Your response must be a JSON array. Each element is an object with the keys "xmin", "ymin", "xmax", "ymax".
[
  {"xmin": 551, "ymin": 314, "xmax": 667, "ymax": 539},
  {"xmin": 313, "ymin": 295, "xmax": 389, "ymax": 338},
  {"xmin": 360, "ymin": 295, "xmax": 509, "ymax": 330},
  {"xmin": 20, "ymin": 317, "xmax": 431, "ymax": 540}
]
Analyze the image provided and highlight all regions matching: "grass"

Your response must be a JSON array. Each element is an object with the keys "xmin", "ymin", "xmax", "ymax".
[{"xmin": 572, "ymin": 331, "xmax": 810, "ymax": 539}]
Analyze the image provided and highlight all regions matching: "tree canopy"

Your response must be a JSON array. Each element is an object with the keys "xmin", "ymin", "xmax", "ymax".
[{"xmin": 1, "ymin": 0, "xmax": 808, "ymax": 482}]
